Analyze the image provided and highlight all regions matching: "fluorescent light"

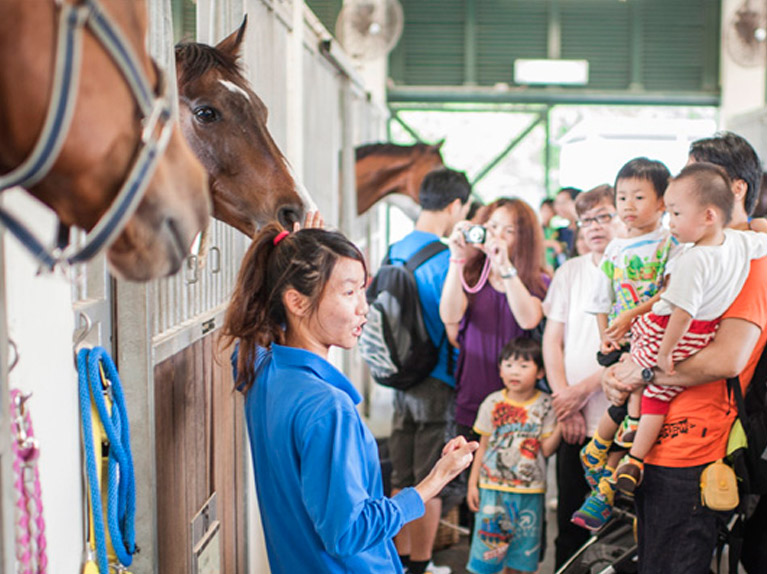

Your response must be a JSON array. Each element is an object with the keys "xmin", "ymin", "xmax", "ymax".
[{"xmin": 514, "ymin": 59, "xmax": 589, "ymax": 85}]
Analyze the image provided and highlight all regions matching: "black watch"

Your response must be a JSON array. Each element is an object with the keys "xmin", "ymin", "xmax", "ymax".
[{"xmin": 641, "ymin": 367, "xmax": 655, "ymax": 383}]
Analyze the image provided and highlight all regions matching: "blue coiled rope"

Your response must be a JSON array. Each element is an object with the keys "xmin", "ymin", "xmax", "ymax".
[{"xmin": 77, "ymin": 347, "xmax": 136, "ymax": 573}]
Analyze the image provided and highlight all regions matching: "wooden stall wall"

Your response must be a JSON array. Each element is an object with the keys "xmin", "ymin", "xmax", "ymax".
[{"xmin": 154, "ymin": 335, "xmax": 245, "ymax": 574}]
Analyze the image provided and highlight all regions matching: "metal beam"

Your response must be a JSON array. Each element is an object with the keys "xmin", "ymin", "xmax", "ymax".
[
  {"xmin": 387, "ymin": 85, "xmax": 720, "ymax": 107},
  {"xmin": 472, "ymin": 114, "xmax": 545, "ymax": 185},
  {"xmin": 390, "ymin": 111, "xmax": 427, "ymax": 143}
]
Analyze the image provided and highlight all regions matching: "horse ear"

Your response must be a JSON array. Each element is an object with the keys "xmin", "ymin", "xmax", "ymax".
[
  {"xmin": 432, "ymin": 139, "xmax": 445, "ymax": 151},
  {"xmin": 216, "ymin": 15, "xmax": 248, "ymax": 57}
]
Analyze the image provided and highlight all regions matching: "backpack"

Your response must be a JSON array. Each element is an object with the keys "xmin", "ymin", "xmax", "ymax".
[
  {"xmin": 719, "ymin": 346, "xmax": 767, "ymax": 573},
  {"xmin": 727, "ymin": 346, "xmax": 767, "ymax": 499},
  {"xmin": 358, "ymin": 240, "xmax": 448, "ymax": 390}
]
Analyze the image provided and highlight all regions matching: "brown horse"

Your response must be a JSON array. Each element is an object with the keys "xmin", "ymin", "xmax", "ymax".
[
  {"xmin": 355, "ymin": 141, "xmax": 445, "ymax": 215},
  {"xmin": 0, "ymin": 0, "xmax": 210, "ymax": 281},
  {"xmin": 175, "ymin": 19, "xmax": 311, "ymax": 238}
]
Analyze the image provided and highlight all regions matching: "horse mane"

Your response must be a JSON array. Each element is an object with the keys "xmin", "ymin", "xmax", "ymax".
[
  {"xmin": 175, "ymin": 42, "xmax": 246, "ymax": 87},
  {"xmin": 355, "ymin": 142, "xmax": 435, "ymax": 162}
]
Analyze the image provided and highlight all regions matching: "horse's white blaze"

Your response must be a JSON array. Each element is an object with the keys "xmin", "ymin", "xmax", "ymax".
[
  {"xmin": 286, "ymin": 161, "xmax": 318, "ymax": 212},
  {"xmin": 219, "ymin": 79, "xmax": 251, "ymax": 103}
]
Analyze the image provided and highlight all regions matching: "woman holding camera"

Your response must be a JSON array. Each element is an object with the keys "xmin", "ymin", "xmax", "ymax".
[{"xmin": 440, "ymin": 197, "xmax": 550, "ymax": 440}]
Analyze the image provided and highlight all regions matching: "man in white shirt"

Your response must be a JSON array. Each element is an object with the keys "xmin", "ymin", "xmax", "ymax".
[{"xmin": 542, "ymin": 184, "xmax": 624, "ymax": 567}]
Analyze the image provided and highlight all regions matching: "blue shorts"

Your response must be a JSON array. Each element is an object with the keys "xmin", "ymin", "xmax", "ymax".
[{"xmin": 467, "ymin": 488, "xmax": 544, "ymax": 574}]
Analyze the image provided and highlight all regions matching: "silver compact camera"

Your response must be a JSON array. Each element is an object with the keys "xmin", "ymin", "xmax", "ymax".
[{"xmin": 462, "ymin": 225, "xmax": 487, "ymax": 245}]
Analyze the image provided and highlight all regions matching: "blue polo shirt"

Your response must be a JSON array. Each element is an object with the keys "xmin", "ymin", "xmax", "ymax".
[
  {"xmin": 388, "ymin": 230, "xmax": 457, "ymax": 386},
  {"xmin": 237, "ymin": 344, "xmax": 424, "ymax": 573}
]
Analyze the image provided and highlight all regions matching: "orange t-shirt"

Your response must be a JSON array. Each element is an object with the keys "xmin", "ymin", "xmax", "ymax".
[{"xmin": 646, "ymin": 257, "xmax": 767, "ymax": 467}]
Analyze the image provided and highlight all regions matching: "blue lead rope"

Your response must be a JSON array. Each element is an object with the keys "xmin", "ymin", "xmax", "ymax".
[{"xmin": 77, "ymin": 347, "xmax": 136, "ymax": 572}]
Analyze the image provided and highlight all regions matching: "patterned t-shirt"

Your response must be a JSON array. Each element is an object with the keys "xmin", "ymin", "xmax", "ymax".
[
  {"xmin": 473, "ymin": 390, "xmax": 556, "ymax": 493},
  {"xmin": 587, "ymin": 228, "xmax": 682, "ymax": 322}
]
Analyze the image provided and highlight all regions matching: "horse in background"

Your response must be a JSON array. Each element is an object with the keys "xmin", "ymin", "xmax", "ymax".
[
  {"xmin": 0, "ymin": 0, "xmax": 210, "ymax": 282},
  {"xmin": 355, "ymin": 141, "xmax": 445, "ymax": 216},
  {"xmin": 175, "ymin": 18, "xmax": 312, "ymax": 238}
]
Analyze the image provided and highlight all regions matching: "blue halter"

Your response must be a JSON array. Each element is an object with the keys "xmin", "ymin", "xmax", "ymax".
[{"xmin": 0, "ymin": 0, "xmax": 174, "ymax": 271}]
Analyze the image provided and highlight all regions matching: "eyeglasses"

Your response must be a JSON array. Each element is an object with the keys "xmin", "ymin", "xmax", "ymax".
[{"xmin": 577, "ymin": 212, "xmax": 616, "ymax": 228}]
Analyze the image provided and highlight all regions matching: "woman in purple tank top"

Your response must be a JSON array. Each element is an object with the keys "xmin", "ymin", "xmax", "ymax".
[{"xmin": 440, "ymin": 198, "xmax": 551, "ymax": 439}]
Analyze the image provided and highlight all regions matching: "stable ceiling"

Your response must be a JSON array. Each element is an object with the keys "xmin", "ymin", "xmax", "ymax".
[{"xmin": 307, "ymin": 0, "xmax": 721, "ymax": 104}]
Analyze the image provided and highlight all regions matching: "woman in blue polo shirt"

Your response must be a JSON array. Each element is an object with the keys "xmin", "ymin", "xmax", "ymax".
[{"xmin": 223, "ymin": 223, "xmax": 478, "ymax": 574}]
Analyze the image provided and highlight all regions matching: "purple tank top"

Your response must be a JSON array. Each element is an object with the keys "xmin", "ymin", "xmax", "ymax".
[{"xmin": 454, "ymin": 276, "xmax": 549, "ymax": 428}]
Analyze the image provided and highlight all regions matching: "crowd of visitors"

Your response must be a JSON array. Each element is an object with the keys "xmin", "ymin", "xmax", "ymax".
[{"xmin": 226, "ymin": 131, "xmax": 767, "ymax": 574}]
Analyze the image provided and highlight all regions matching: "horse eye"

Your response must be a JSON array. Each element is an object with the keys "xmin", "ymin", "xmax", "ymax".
[{"xmin": 193, "ymin": 106, "xmax": 220, "ymax": 124}]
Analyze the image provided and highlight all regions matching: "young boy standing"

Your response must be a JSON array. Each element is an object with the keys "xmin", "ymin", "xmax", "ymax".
[
  {"xmin": 466, "ymin": 338, "xmax": 560, "ymax": 574},
  {"xmin": 573, "ymin": 157, "xmax": 683, "ymax": 531}
]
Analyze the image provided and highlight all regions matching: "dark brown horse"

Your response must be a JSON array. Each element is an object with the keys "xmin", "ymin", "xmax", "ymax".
[
  {"xmin": 0, "ymin": 0, "xmax": 210, "ymax": 281},
  {"xmin": 355, "ymin": 141, "xmax": 445, "ymax": 215},
  {"xmin": 175, "ymin": 19, "xmax": 311, "ymax": 238}
]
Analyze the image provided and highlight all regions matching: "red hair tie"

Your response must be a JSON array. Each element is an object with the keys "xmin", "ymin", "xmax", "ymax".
[{"xmin": 273, "ymin": 230, "xmax": 290, "ymax": 245}]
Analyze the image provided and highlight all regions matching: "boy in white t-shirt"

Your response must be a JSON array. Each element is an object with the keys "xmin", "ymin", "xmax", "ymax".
[
  {"xmin": 573, "ymin": 157, "xmax": 683, "ymax": 531},
  {"xmin": 613, "ymin": 162, "xmax": 767, "ymax": 493},
  {"xmin": 542, "ymin": 184, "xmax": 623, "ymax": 567}
]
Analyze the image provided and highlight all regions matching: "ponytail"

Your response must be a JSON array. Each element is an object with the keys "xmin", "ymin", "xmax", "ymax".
[{"xmin": 222, "ymin": 223, "xmax": 366, "ymax": 392}]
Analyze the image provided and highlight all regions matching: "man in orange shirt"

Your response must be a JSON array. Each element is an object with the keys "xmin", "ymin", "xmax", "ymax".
[{"xmin": 602, "ymin": 132, "xmax": 767, "ymax": 574}]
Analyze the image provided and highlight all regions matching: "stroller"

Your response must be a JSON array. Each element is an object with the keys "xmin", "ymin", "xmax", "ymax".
[{"xmin": 555, "ymin": 505, "xmax": 638, "ymax": 574}]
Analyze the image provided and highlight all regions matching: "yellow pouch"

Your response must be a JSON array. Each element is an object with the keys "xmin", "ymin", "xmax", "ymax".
[{"xmin": 700, "ymin": 459, "xmax": 739, "ymax": 511}]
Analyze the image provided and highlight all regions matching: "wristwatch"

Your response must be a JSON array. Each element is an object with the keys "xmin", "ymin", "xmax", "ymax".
[
  {"xmin": 641, "ymin": 367, "xmax": 655, "ymax": 383},
  {"xmin": 499, "ymin": 265, "xmax": 518, "ymax": 279}
]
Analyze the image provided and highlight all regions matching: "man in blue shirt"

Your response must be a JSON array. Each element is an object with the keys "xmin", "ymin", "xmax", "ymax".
[{"xmin": 388, "ymin": 168, "xmax": 472, "ymax": 574}]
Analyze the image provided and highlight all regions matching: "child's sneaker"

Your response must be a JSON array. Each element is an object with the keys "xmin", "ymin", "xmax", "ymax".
[
  {"xmin": 615, "ymin": 455, "xmax": 643, "ymax": 496},
  {"xmin": 614, "ymin": 416, "xmax": 638, "ymax": 449},
  {"xmin": 425, "ymin": 561, "xmax": 451, "ymax": 574},
  {"xmin": 571, "ymin": 492, "xmax": 613, "ymax": 531}
]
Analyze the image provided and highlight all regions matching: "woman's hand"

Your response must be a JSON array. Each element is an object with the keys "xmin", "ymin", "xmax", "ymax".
[
  {"xmin": 484, "ymin": 235, "xmax": 511, "ymax": 272},
  {"xmin": 447, "ymin": 221, "xmax": 472, "ymax": 260},
  {"xmin": 467, "ymin": 483, "xmax": 480, "ymax": 513},
  {"xmin": 416, "ymin": 436, "xmax": 478, "ymax": 503},
  {"xmin": 292, "ymin": 210, "xmax": 325, "ymax": 231}
]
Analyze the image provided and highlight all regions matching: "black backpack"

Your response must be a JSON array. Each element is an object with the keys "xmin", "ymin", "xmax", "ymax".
[
  {"xmin": 719, "ymin": 347, "xmax": 767, "ymax": 573},
  {"xmin": 727, "ymin": 347, "xmax": 767, "ymax": 498},
  {"xmin": 358, "ymin": 240, "xmax": 447, "ymax": 390}
]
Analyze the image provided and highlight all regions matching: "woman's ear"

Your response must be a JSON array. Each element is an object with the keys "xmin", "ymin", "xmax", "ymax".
[{"xmin": 283, "ymin": 288, "xmax": 310, "ymax": 318}]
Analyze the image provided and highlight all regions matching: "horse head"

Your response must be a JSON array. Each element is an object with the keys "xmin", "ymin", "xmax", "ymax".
[
  {"xmin": 175, "ymin": 18, "xmax": 311, "ymax": 238},
  {"xmin": 355, "ymin": 141, "xmax": 445, "ymax": 215},
  {"xmin": 0, "ymin": 0, "xmax": 210, "ymax": 281}
]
